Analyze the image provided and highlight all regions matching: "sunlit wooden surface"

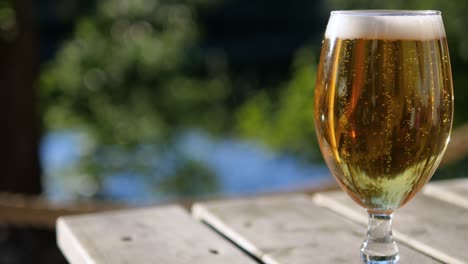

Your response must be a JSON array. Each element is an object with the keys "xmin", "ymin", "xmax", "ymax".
[{"xmin": 57, "ymin": 179, "xmax": 468, "ymax": 264}]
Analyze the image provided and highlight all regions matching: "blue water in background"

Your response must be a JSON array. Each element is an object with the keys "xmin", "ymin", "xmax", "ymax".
[{"xmin": 41, "ymin": 130, "xmax": 332, "ymax": 204}]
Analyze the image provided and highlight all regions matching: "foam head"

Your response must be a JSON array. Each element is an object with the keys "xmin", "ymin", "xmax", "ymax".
[{"xmin": 325, "ymin": 11, "xmax": 446, "ymax": 40}]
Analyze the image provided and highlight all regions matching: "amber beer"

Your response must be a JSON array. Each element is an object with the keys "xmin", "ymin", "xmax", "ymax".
[{"xmin": 314, "ymin": 14, "xmax": 453, "ymax": 213}]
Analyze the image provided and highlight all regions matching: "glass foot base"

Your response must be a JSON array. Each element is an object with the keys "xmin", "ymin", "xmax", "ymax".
[{"xmin": 361, "ymin": 253, "xmax": 399, "ymax": 264}]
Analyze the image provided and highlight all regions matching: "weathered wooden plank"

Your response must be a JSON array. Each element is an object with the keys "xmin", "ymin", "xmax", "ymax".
[
  {"xmin": 315, "ymin": 189, "xmax": 468, "ymax": 264},
  {"xmin": 193, "ymin": 194, "xmax": 438, "ymax": 264},
  {"xmin": 424, "ymin": 179, "xmax": 468, "ymax": 210},
  {"xmin": 57, "ymin": 205, "xmax": 257, "ymax": 264}
]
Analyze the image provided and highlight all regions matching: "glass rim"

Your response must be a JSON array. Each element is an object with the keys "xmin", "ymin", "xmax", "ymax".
[{"xmin": 330, "ymin": 10, "xmax": 441, "ymax": 16}]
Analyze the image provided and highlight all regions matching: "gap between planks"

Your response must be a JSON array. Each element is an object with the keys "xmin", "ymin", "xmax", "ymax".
[
  {"xmin": 193, "ymin": 194, "xmax": 438, "ymax": 264},
  {"xmin": 192, "ymin": 204, "xmax": 268, "ymax": 263},
  {"xmin": 57, "ymin": 205, "xmax": 259, "ymax": 264},
  {"xmin": 312, "ymin": 193, "xmax": 466, "ymax": 264}
]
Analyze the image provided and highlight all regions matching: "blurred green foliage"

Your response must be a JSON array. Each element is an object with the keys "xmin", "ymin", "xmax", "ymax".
[
  {"xmin": 235, "ymin": 48, "xmax": 320, "ymax": 160},
  {"xmin": 158, "ymin": 158, "xmax": 219, "ymax": 198},
  {"xmin": 40, "ymin": 0, "xmax": 226, "ymax": 198},
  {"xmin": 40, "ymin": 0, "xmax": 230, "ymax": 146},
  {"xmin": 40, "ymin": 0, "xmax": 468, "ymax": 199}
]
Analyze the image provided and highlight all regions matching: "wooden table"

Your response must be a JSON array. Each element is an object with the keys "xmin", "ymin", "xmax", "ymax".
[{"xmin": 57, "ymin": 179, "xmax": 468, "ymax": 264}]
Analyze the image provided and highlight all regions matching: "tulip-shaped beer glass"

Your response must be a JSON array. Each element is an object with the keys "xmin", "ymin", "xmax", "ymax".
[{"xmin": 314, "ymin": 10, "xmax": 453, "ymax": 263}]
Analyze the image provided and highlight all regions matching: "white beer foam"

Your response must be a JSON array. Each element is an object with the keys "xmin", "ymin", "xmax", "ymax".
[{"xmin": 325, "ymin": 12, "xmax": 445, "ymax": 40}]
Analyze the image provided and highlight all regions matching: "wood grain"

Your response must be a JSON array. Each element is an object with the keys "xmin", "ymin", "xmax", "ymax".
[
  {"xmin": 57, "ymin": 205, "xmax": 257, "ymax": 264},
  {"xmin": 193, "ymin": 194, "xmax": 438, "ymax": 264},
  {"xmin": 316, "ymin": 189, "xmax": 468, "ymax": 264}
]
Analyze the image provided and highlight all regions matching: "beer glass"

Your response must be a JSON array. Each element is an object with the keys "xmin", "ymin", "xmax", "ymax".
[{"xmin": 314, "ymin": 10, "xmax": 453, "ymax": 263}]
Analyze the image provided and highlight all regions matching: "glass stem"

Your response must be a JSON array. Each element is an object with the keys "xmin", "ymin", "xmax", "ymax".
[{"xmin": 361, "ymin": 213, "xmax": 399, "ymax": 264}]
